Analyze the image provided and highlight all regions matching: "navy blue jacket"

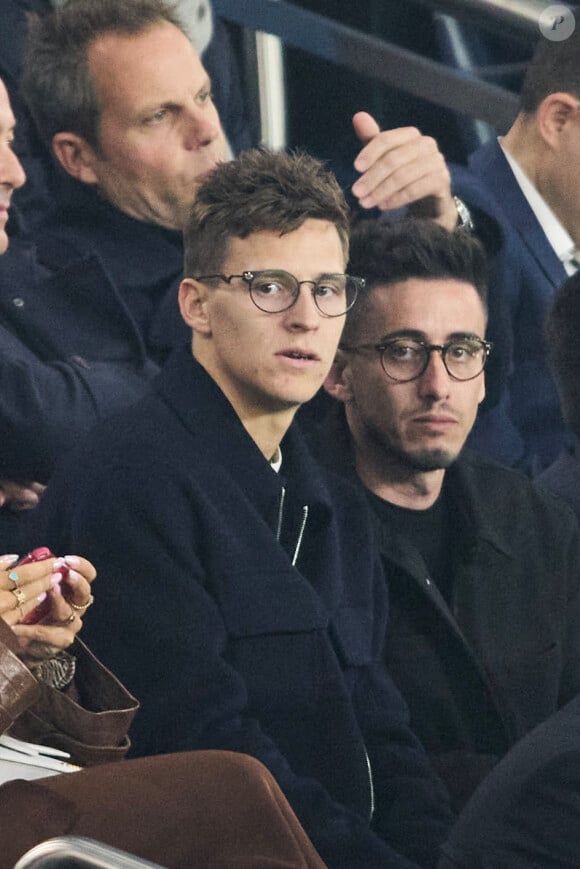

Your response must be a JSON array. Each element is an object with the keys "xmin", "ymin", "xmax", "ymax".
[
  {"xmin": 452, "ymin": 141, "xmax": 568, "ymax": 472},
  {"xmin": 0, "ymin": 240, "xmax": 157, "ymax": 481},
  {"xmin": 33, "ymin": 347, "xmax": 453, "ymax": 869}
]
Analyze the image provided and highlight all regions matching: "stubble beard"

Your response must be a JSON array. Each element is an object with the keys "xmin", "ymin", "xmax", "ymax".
[{"xmin": 402, "ymin": 446, "xmax": 459, "ymax": 472}]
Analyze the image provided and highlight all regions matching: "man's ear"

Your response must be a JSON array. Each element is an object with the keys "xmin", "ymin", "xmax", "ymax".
[
  {"xmin": 323, "ymin": 349, "xmax": 354, "ymax": 403},
  {"xmin": 51, "ymin": 132, "xmax": 100, "ymax": 184},
  {"xmin": 178, "ymin": 278, "xmax": 212, "ymax": 336},
  {"xmin": 536, "ymin": 92, "xmax": 579, "ymax": 149}
]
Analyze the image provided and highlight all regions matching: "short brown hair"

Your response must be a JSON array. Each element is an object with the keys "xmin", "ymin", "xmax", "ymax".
[
  {"xmin": 183, "ymin": 148, "xmax": 350, "ymax": 278},
  {"xmin": 21, "ymin": 0, "xmax": 184, "ymax": 150}
]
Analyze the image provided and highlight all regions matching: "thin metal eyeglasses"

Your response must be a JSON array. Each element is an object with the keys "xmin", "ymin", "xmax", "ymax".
[
  {"xmin": 340, "ymin": 336, "xmax": 493, "ymax": 383},
  {"xmin": 192, "ymin": 270, "xmax": 364, "ymax": 317}
]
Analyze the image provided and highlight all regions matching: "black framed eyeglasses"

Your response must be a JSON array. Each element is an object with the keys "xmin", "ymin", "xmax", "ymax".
[
  {"xmin": 341, "ymin": 336, "xmax": 492, "ymax": 383},
  {"xmin": 192, "ymin": 270, "xmax": 364, "ymax": 317}
]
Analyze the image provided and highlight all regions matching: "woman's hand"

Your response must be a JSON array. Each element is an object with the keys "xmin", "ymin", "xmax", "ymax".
[{"xmin": 0, "ymin": 552, "xmax": 96, "ymax": 658}]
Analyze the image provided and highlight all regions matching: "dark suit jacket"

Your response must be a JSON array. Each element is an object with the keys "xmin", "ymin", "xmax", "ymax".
[
  {"xmin": 453, "ymin": 140, "xmax": 569, "ymax": 473},
  {"xmin": 439, "ymin": 695, "xmax": 580, "ymax": 869}
]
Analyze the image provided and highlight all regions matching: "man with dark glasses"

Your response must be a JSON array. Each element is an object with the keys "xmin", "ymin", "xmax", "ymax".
[{"xmin": 316, "ymin": 217, "xmax": 580, "ymax": 814}]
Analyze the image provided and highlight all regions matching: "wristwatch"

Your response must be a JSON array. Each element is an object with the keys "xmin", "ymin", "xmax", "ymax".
[
  {"xmin": 453, "ymin": 196, "xmax": 475, "ymax": 234},
  {"xmin": 29, "ymin": 651, "xmax": 76, "ymax": 689}
]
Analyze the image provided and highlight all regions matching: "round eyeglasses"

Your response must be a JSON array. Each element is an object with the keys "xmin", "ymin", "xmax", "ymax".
[
  {"xmin": 341, "ymin": 336, "xmax": 492, "ymax": 382},
  {"xmin": 193, "ymin": 270, "xmax": 364, "ymax": 318}
]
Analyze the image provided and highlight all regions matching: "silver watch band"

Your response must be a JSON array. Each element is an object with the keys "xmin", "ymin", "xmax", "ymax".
[{"xmin": 453, "ymin": 196, "xmax": 475, "ymax": 233}]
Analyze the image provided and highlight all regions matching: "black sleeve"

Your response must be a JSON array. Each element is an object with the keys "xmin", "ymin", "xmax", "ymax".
[{"xmin": 0, "ymin": 327, "xmax": 154, "ymax": 481}]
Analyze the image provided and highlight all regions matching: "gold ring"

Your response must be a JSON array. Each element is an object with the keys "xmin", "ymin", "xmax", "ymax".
[
  {"xmin": 11, "ymin": 587, "xmax": 26, "ymax": 608},
  {"xmin": 69, "ymin": 594, "xmax": 94, "ymax": 612},
  {"xmin": 8, "ymin": 570, "xmax": 20, "ymax": 587},
  {"xmin": 57, "ymin": 609, "xmax": 76, "ymax": 625}
]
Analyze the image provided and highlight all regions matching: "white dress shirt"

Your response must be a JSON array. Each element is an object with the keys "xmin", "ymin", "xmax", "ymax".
[{"xmin": 499, "ymin": 139, "xmax": 579, "ymax": 275}]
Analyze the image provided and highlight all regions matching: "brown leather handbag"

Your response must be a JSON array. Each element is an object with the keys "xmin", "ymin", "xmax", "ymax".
[{"xmin": 0, "ymin": 620, "xmax": 139, "ymax": 767}]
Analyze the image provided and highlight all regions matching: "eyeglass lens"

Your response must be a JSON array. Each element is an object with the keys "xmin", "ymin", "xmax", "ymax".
[
  {"xmin": 248, "ymin": 270, "xmax": 357, "ymax": 316},
  {"xmin": 380, "ymin": 339, "xmax": 488, "ymax": 382}
]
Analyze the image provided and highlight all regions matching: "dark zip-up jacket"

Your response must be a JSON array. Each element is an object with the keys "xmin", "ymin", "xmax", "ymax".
[
  {"xmin": 32, "ymin": 347, "xmax": 453, "ymax": 869},
  {"xmin": 307, "ymin": 408, "xmax": 580, "ymax": 809}
]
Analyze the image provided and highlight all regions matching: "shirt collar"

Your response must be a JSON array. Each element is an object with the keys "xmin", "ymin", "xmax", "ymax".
[
  {"xmin": 270, "ymin": 446, "xmax": 283, "ymax": 473},
  {"xmin": 499, "ymin": 138, "xmax": 579, "ymax": 274}
]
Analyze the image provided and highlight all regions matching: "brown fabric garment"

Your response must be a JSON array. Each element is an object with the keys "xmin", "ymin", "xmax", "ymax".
[{"xmin": 0, "ymin": 750, "xmax": 327, "ymax": 869}]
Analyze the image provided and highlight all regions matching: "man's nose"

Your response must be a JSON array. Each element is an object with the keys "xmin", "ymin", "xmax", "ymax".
[
  {"xmin": 1, "ymin": 145, "xmax": 26, "ymax": 190},
  {"xmin": 284, "ymin": 285, "xmax": 320, "ymax": 330},
  {"xmin": 417, "ymin": 349, "xmax": 451, "ymax": 399},
  {"xmin": 183, "ymin": 102, "xmax": 222, "ymax": 150}
]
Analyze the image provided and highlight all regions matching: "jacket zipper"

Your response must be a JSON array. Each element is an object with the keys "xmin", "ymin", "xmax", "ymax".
[
  {"xmin": 292, "ymin": 505, "xmax": 309, "ymax": 566},
  {"xmin": 364, "ymin": 745, "xmax": 375, "ymax": 821},
  {"xmin": 275, "ymin": 487, "xmax": 286, "ymax": 542},
  {"xmin": 275, "ymin": 489, "xmax": 309, "ymax": 569}
]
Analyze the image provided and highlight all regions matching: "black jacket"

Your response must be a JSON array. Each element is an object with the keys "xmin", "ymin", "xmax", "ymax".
[
  {"xmin": 308, "ymin": 409, "xmax": 580, "ymax": 808},
  {"xmin": 33, "ymin": 182, "xmax": 188, "ymax": 365},
  {"xmin": 440, "ymin": 694, "xmax": 580, "ymax": 869},
  {"xmin": 33, "ymin": 347, "xmax": 453, "ymax": 869},
  {"xmin": 0, "ymin": 240, "xmax": 158, "ymax": 481},
  {"xmin": 536, "ymin": 436, "xmax": 580, "ymax": 526}
]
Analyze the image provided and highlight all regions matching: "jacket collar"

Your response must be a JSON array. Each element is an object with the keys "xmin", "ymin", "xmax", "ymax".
[
  {"xmin": 441, "ymin": 452, "xmax": 513, "ymax": 560},
  {"xmin": 0, "ymin": 238, "xmax": 40, "ymax": 291},
  {"xmin": 314, "ymin": 404, "xmax": 514, "ymax": 562},
  {"xmin": 154, "ymin": 348, "xmax": 345, "ymax": 610},
  {"xmin": 0, "ymin": 238, "xmax": 148, "ymax": 363},
  {"xmin": 38, "ymin": 179, "xmax": 183, "ymax": 282},
  {"xmin": 470, "ymin": 140, "xmax": 567, "ymax": 289},
  {"xmin": 155, "ymin": 347, "xmax": 336, "ymax": 525}
]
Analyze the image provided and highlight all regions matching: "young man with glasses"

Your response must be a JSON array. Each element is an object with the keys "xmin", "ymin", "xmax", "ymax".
[
  {"xmin": 316, "ymin": 218, "xmax": 580, "ymax": 813},
  {"xmin": 33, "ymin": 151, "xmax": 453, "ymax": 869}
]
